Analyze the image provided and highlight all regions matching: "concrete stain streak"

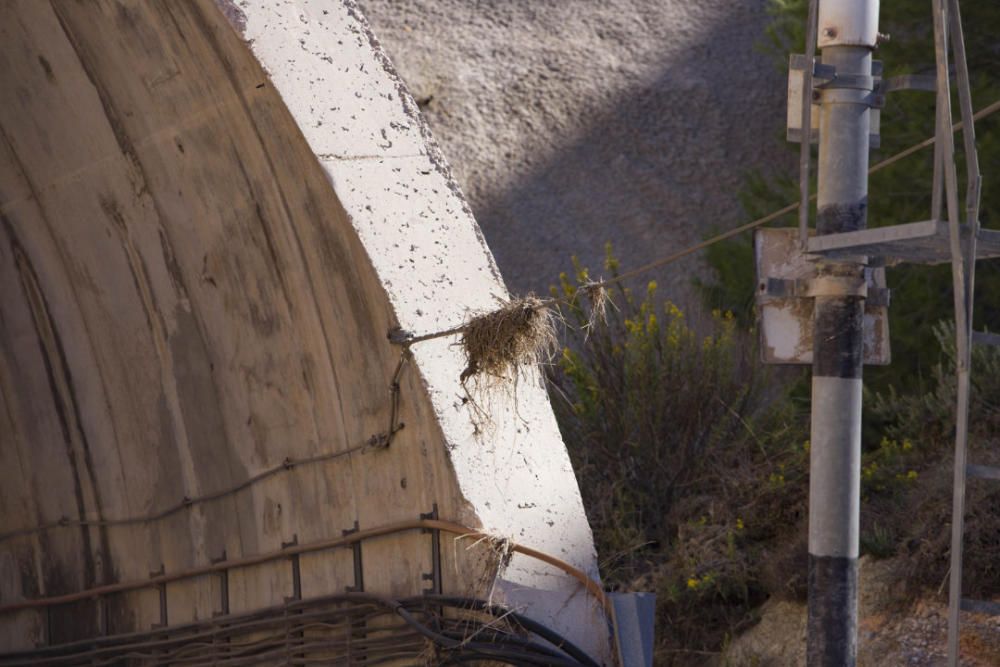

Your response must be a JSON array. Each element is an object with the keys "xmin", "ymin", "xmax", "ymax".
[
  {"xmin": 0, "ymin": 258, "xmax": 48, "ymax": 600},
  {"xmin": 2, "ymin": 214, "xmax": 106, "ymax": 590},
  {"xmin": 50, "ymin": 3, "xmax": 148, "ymax": 201},
  {"xmin": 51, "ymin": 0, "xmax": 214, "ymax": 561},
  {"xmin": 228, "ymin": 140, "xmax": 295, "ymax": 312},
  {"xmin": 0, "ymin": 96, "xmax": 246, "ymax": 213},
  {"xmin": 100, "ymin": 195, "xmax": 170, "ymax": 355},
  {"xmin": 0, "ymin": 103, "xmax": 137, "ymax": 559},
  {"xmin": 0, "ymin": 101, "xmax": 127, "ymax": 599},
  {"xmin": 185, "ymin": 0, "xmax": 358, "ymax": 457}
]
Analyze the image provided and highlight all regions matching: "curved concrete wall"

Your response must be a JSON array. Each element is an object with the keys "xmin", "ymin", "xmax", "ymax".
[{"xmin": 0, "ymin": 0, "xmax": 607, "ymax": 659}]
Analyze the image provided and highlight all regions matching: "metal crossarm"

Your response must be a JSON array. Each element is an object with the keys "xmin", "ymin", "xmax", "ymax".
[
  {"xmin": 966, "ymin": 464, "xmax": 1000, "ymax": 481},
  {"xmin": 959, "ymin": 599, "xmax": 1000, "ymax": 617},
  {"xmin": 971, "ymin": 331, "xmax": 1000, "ymax": 347},
  {"xmin": 805, "ymin": 221, "xmax": 1000, "ymax": 265}
]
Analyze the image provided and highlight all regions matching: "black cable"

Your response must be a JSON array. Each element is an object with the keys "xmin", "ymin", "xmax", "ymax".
[
  {"xmin": 449, "ymin": 644, "xmax": 586, "ymax": 667},
  {"xmin": 434, "ymin": 627, "xmax": 571, "ymax": 661},
  {"xmin": 0, "ymin": 594, "xmax": 599, "ymax": 667},
  {"xmin": 410, "ymin": 595, "xmax": 602, "ymax": 667}
]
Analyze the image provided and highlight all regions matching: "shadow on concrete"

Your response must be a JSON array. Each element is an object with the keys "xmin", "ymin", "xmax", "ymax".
[{"xmin": 469, "ymin": 8, "xmax": 794, "ymax": 303}]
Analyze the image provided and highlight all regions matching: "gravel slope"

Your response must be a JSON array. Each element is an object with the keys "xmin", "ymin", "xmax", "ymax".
[
  {"xmin": 360, "ymin": 0, "xmax": 794, "ymax": 301},
  {"xmin": 725, "ymin": 557, "xmax": 1000, "ymax": 666}
]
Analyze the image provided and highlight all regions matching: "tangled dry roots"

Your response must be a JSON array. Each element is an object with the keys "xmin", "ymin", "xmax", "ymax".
[{"xmin": 459, "ymin": 296, "xmax": 557, "ymax": 383}]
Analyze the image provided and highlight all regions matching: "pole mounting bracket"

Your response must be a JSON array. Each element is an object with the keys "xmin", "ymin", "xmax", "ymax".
[
  {"xmin": 754, "ymin": 228, "xmax": 891, "ymax": 365},
  {"xmin": 787, "ymin": 55, "xmax": 883, "ymax": 147},
  {"xmin": 760, "ymin": 276, "xmax": 889, "ymax": 305}
]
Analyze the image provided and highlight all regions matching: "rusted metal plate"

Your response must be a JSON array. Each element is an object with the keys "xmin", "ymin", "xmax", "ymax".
[{"xmin": 754, "ymin": 228, "xmax": 890, "ymax": 365}]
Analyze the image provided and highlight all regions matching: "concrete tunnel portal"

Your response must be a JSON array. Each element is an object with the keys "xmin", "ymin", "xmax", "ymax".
[{"xmin": 0, "ymin": 0, "xmax": 611, "ymax": 662}]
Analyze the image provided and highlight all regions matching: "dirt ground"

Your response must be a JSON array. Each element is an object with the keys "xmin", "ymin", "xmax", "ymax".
[{"xmin": 724, "ymin": 557, "xmax": 1000, "ymax": 666}]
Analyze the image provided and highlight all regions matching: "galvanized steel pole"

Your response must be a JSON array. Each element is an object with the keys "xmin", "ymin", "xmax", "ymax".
[{"xmin": 808, "ymin": 1, "xmax": 878, "ymax": 665}]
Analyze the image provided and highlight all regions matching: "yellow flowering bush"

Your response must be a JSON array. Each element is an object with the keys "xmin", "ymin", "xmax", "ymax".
[{"xmin": 546, "ymin": 245, "xmax": 808, "ymax": 657}]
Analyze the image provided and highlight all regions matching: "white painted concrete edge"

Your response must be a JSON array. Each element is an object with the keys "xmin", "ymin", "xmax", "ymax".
[{"xmin": 231, "ymin": 0, "xmax": 611, "ymax": 660}]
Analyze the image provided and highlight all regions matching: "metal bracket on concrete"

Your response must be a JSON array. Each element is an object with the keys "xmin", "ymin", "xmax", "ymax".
[
  {"xmin": 420, "ymin": 504, "xmax": 442, "ymax": 596},
  {"xmin": 211, "ymin": 550, "xmax": 230, "ymax": 617},
  {"xmin": 149, "ymin": 564, "xmax": 167, "ymax": 629},
  {"xmin": 282, "ymin": 535, "xmax": 302, "ymax": 602},
  {"xmin": 387, "ymin": 327, "xmax": 412, "ymax": 345},
  {"xmin": 96, "ymin": 595, "xmax": 110, "ymax": 637},
  {"xmin": 282, "ymin": 535, "xmax": 306, "ymax": 659},
  {"xmin": 343, "ymin": 522, "xmax": 364, "ymax": 593}
]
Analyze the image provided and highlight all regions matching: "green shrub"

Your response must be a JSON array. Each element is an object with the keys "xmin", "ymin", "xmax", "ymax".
[
  {"xmin": 860, "ymin": 522, "xmax": 897, "ymax": 560},
  {"xmin": 546, "ymin": 247, "xmax": 811, "ymax": 663},
  {"xmin": 549, "ymin": 269, "xmax": 1000, "ymax": 662},
  {"xmin": 550, "ymin": 247, "xmax": 759, "ymax": 568},
  {"xmin": 865, "ymin": 321, "xmax": 1000, "ymax": 596}
]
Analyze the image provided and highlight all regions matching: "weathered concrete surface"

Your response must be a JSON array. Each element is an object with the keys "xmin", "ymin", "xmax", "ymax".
[
  {"xmin": 361, "ymin": 0, "xmax": 794, "ymax": 300},
  {"xmin": 0, "ymin": 0, "xmax": 608, "ymax": 659}
]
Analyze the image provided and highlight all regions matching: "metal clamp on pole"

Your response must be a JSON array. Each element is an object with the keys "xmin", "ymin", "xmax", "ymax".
[
  {"xmin": 805, "ymin": 275, "xmax": 868, "ymax": 298},
  {"xmin": 788, "ymin": 55, "xmax": 883, "ymax": 147},
  {"xmin": 759, "ymin": 276, "xmax": 888, "ymax": 303},
  {"xmin": 817, "ymin": 72, "xmax": 875, "ymax": 90}
]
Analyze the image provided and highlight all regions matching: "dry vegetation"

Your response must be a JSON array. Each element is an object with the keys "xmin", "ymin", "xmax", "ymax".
[
  {"xmin": 545, "ymin": 250, "xmax": 1000, "ymax": 665},
  {"xmin": 459, "ymin": 296, "xmax": 558, "ymax": 383}
]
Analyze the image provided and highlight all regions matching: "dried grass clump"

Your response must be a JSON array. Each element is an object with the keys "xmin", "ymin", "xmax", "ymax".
[
  {"xmin": 581, "ymin": 282, "xmax": 609, "ymax": 332},
  {"xmin": 459, "ymin": 296, "xmax": 557, "ymax": 383},
  {"xmin": 467, "ymin": 533, "xmax": 516, "ymax": 605}
]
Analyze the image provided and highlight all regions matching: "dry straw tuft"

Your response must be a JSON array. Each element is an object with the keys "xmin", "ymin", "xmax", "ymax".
[
  {"xmin": 466, "ymin": 533, "xmax": 517, "ymax": 606},
  {"xmin": 581, "ymin": 282, "xmax": 609, "ymax": 332},
  {"xmin": 459, "ymin": 296, "xmax": 557, "ymax": 383}
]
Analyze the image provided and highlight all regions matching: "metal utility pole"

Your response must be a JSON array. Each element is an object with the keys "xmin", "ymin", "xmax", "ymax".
[
  {"xmin": 761, "ymin": 0, "xmax": 996, "ymax": 662},
  {"xmin": 808, "ymin": 1, "xmax": 878, "ymax": 665}
]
